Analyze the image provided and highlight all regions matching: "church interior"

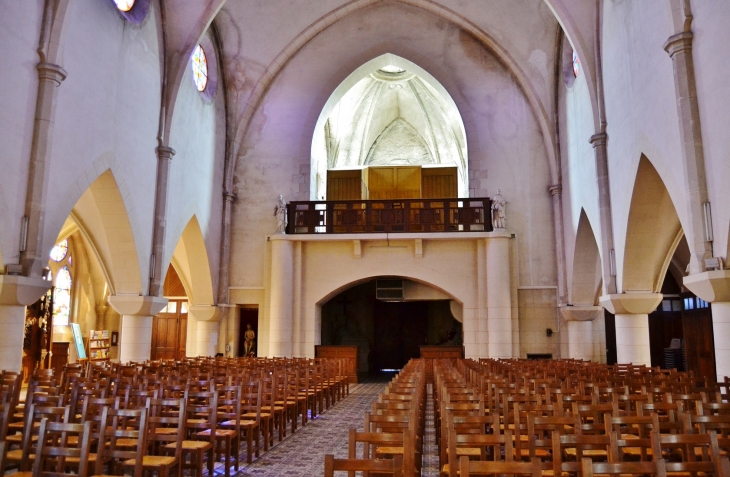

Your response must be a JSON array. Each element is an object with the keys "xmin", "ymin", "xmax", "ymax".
[{"xmin": 1, "ymin": 0, "xmax": 730, "ymax": 475}]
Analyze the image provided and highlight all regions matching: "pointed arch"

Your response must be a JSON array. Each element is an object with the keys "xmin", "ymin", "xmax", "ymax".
[
  {"xmin": 622, "ymin": 156, "xmax": 683, "ymax": 293},
  {"xmin": 167, "ymin": 216, "xmax": 215, "ymax": 306},
  {"xmin": 68, "ymin": 170, "xmax": 143, "ymax": 295},
  {"xmin": 572, "ymin": 209, "xmax": 602, "ymax": 305}
]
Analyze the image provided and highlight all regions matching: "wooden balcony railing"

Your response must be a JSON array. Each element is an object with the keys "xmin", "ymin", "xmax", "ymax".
[{"xmin": 286, "ymin": 197, "xmax": 492, "ymax": 234}]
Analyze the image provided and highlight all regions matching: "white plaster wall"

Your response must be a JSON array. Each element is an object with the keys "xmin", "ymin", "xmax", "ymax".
[
  {"xmin": 164, "ymin": 31, "xmax": 225, "ymax": 302},
  {"xmin": 601, "ymin": 0, "xmax": 687, "ymax": 292},
  {"xmin": 229, "ymin": 2, "xmax": 557, "ymax": 295},
  {"xmin": 691, "ymin": 2, "xmax": 730, "ymax": 261},
  {"xmin": 0, "ymin": 1, "xmax": 44, "ymax": 268},
  {"xmin": 560, "ymin": 44, "xmax": 602, "ymax": 304},
  {"xmin": 43, "ymin": 0, "xmax": 163, "ymax": 294}
]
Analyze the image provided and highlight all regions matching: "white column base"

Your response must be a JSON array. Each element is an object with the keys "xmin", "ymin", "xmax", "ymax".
[
  {"xmin": 119, "ymin": 314, "xmax": 153, "ymax": 363},
  {"xmin": 196, "ymin": 320, "xmax": 220, "ymax": 357},
  {"xmin": 614, "ymin": 313, "xmax": 651, "ymax": 366},
  {"xmin": 0, "ymin": 305, "xmax": 28, "ymax": 372},
  {"xmin": 711, "ymin": 302, "xmax": 730, "ymax": 380},
  {"xmin": 567, "ymin": 320, "xmax": 594, "ymax": 361}
]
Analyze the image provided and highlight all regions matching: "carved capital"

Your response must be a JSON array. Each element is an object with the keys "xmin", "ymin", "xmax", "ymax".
[
  {"xmin": 589, "ymin": 132, "xmax": 608, "ymax": 148},
  {"xmin": 155, "ymin": 146, "xmax": 176, "ymax": 161},
  {"xmin": 36, "ymin": 62, "xmax": 67, "ymax": 85},
  {"xmin": 664, "ymin": 31, "xmax": 693, "ymax": 58}
]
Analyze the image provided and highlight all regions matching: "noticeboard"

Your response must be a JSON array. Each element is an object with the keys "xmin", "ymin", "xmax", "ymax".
[{"xmin": 71, "ymin": 323, "xmax": 87, "ymax": 360}]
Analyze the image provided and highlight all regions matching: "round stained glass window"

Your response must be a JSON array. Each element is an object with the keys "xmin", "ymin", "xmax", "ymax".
[
  {"xmin": 50, "ymin": 239, "xmax": 68, "ymax": 262},
  {"xmin": 572, "ymin": 50, "xmax": 580, "ymax": 77},
  {"xmin": 191, "ymin": 45, "xmax": 208, "ymax": 92},
  {"xmin": 114, "ymin": 0, "xmax": 136, "ymax": 12}
]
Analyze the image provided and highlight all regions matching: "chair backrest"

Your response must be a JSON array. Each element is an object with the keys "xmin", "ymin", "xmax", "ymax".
[
  {"xmin": 324, "ymin": 454, "xmax": 403, "ymax": 477},
  {"xmin": 32, "ymin": 418, "xmax": 93, "ymax": 477},
  {"xmin": 581, "ymin": 456, "xmax": 667, "ymax": 477},
  {"xmin": 459, "ymin": 456, "xmax": 542, "ymax": 477},
  {"xmin": 95, "ymin": 407, "xmax": 148, "ymax": 477},
  {"xmin": 19, "ymin": 403, "xmax": 70, "ymax": 471},
  {"xmin": 147, "ymin": 397, "xmax": 186, "ymax": 460}
]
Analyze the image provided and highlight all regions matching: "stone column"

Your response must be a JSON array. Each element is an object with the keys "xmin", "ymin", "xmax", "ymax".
[
  {"xmin": 107, "ymin": 295, "xmax": 167, "ymax": 363},
  {"xmin": 148, "ymin": 146, "xmax": 175, "ymax": 297},
  {"xmin": 269, "ymin": 236, "xmax": 294, "ymax": 357},
  {"xmin": 20, "ymin": 62, "xmax": 67, "ymax": 277},
  {"xmin": 591, "ymin": 133, "xmax": 617, "ymax": 295},
  {"xmin": 560, "ymin": 305, "xmax": 603, "ymax": 361},
  {"xmin": 187, "ymin": 305, "xmax": 221, "ymax": 357},
  {"xmin": 684, "ymin": 271, "xmax": 730, "ymax": 380},
  {"xmin": 486, "ymin": 232, "xmax": 513, "ymax": 358},
  {"xmin": 664, "ymin": 32, "xmax": 712, "ymax": 275},
  {"xmin": 599, "ymin": 293, "xmax": 662, "ymax": 365},
  {"xmin": 0, "ymin": 276, "xmax": 51, "ymax": 371},
  {"xmin": 549, "ymin": 185, "xmax": 568, "ymax": 305}
]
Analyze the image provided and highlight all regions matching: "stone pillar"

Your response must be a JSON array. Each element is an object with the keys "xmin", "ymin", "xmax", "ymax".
[
  {"xmin": 20, "ymin": 62, "xmax": 67, "ymax": 277},
  {"xmin": 486, "ymin": 232, "xmax": 513, "ymax": 358},
  {"xmin": 107, "ymin": 295, "xmax": 167, "ymax": 363},
  {"xmin": 187, "ymin": 305, "xmax": 221, "ymax": 358},
  {"xmin": 684, "ymin": 271, "xmax": 730, "ymax": 379},
  {"xmin": 560, "ymin": 305, "xmax": 603, "ymax": 361},
  {"xmin": 664, "ymin": 32, "xmax": 711, "ymax": 274},
  {"xmin": 591, "ymin": 133, "xmax": 617, "ymax": 295},
  {"xmin": 549, "ymin": 185, "xmax": 568, "ymax": 305},
  {"xmin": 148, "ymin": 146, "xmax": 175, "ymax": 297},
  {"xmin": 269, "ymin": 237, "xmax": 294, "ymax": 357},
  {"xmin": 0, "ymin": 276, "xmax": 51, "ymax": 371},
  {"xmin": 599, "ymin": 293, "xmax": 662, "ymax": 366}
]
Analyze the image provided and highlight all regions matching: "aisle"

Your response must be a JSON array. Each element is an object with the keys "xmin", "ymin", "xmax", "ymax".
[{"xmin": 237, "ymin": 382, "xmax": 385, "ymax": 476}]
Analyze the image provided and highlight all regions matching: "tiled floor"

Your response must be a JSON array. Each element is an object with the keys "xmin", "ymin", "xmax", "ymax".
[
  {"xmin": 209, "ymin": 380, "xmax": 439, "ymax": 477},
  {"xmin": 233, "ymin": 382, "xmax": 386, "ymax": 476}
]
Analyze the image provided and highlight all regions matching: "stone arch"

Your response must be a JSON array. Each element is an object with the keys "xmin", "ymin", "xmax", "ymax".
[
  {"xmin": 226, "ymin": 0, "xmax": 560, "ymax": 192},
  {"xmin": 622, "ymin": 155, "xmax": 683, "ymax": 293},
  {"xmin": 572, "ymin": 209, "xmax": 602, "ymax": 305},
  {"xmin": 166, "ymin": 216, "xmax": 215, "ymax": 306},
  {"xmin": 58, "ymin": 170, "xmax": 144, "ymax": 295},
  {"xmin": 310, "ymin": 52, "xmax": 470, "ymax": 198}
]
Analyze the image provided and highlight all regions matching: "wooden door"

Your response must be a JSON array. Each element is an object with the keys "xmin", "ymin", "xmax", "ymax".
[
  {"xmin": 373, "ymin": 301, "xmax": 428, "ymax": 371},
  {"xmin": 604, "ymin": 310, "xmax": 617, "ymax": 365},
  {"xmin": 151, "ymin": 300, "xmax": 187, "ymax": 360},
  {"xmin": 681, "ymin": 293, "xmax": 716, "ymax": 382}
]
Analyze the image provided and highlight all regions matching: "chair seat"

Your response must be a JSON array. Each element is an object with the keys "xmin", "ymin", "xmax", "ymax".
[
  {"xmin": 243, "ymin": 412, "xmax": 271, "ymax": 419},
  {"xmin": 6, "ymin": 449, "xmax": 33, "ymax": 462},
  {"xmin": 376, "ymin": 446, "xmax": 404, "ymax": 455},
  {"xmin": 221, "ymin": 419, "xmax": 257, "ymax": 427},
  {"xmin": 65, "ymin": 453, "xmax": 97, "ymax": 464},
  {"xmin": 116, "ymin": 438, "xmax": 139, "ymax": 447},
  {"xmin": 155, "ymin": 427, "xmax": 179, "ymax": 435},
  {"xmin": 564, "ymin": 448, "xmax": 607, "ymax": 457},
  {"xmin": 169, "ymin": 440, "xmax": 212, "ymax": 450},
  {"xmin": 196, "ymin": 428, "xmax": 237, "ymax": 437},
  {"xmin": 124, "ymin": 455, "xmax": 176, "ymax": 468}
]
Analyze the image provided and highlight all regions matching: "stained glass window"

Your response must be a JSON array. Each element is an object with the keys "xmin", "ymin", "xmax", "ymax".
[
  {"xmin": 114, "ymin": 0, "xmax": 136, "ymax": 12},
  {"xmin": 572, "ymin": 50, "xmax": 580, "ymax": 77},
  {"xmin": 191, "ymin": 45, "xmax": 208, "ymax": 92},
  {"xmin": 50, "ymin": 239, "xmax": 68, "ymax": 262},
  {"xmin": 53, "ymin": 266, "xmax": 72, "ymax": 326}
]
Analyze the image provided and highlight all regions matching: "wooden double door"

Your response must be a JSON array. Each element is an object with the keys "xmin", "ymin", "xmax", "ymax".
[{"xmin": 151, "ymin": 299, "xmax": 187, "ymax": 360}]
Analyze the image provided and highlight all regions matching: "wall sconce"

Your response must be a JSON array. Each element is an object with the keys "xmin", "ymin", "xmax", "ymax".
[{"xmin": 546, "ymin": 328, "xmax": 553, "ymax": 337}]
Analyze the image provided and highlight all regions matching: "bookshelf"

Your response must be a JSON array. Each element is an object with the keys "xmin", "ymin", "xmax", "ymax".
[{"xmin": 88, "ymin": 330, "xmax": 110, "ymax": 361}]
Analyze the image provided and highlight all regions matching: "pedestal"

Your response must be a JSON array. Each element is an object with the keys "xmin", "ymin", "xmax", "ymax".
[
  {"xmin": 0, "ymin": 275, "xmax": 51, "ymax": 372},
  {"xmin": 599, "ymin": 293, "xmax": 662, "ymax": 366},
  {"xmin": 486, "ymin": 234, "xmax": 512, "ymax": 358},
  {"xmin": 108, "ymin": 295, "xmax": 167, "ymax": 363},
  {"xmin": 684, "ymin": 271, "xmax": 730, "ymax": 380},
  {"xmin": 269, "ymin": 237, "xmax": 294, "ymax": 357}
]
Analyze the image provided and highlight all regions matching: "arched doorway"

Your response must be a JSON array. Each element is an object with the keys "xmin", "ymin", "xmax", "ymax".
[{"xmin": 320, "ymin": 277, "xmax": 463, "ymax": 373}]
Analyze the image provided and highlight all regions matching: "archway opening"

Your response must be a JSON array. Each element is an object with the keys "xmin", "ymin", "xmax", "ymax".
[
  {"xmin": 320, "ymin": 277, "xmax": 462, "ymax": 375},
  {"xmin": 311, "ymin": 54, "xmax": 468, "ymax": 200}
]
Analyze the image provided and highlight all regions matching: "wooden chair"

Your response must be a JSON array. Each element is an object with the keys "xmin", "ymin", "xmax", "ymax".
[
  {"xmin": 6, "ymin": 404, "xmax": 70, "ymax": 472},
  {"xmin": 652, "ymin": 431, "xmax": 729, "ymax": 477},
  {"xmin": 443, "ymin": 429, "xmax": 514, "ymax": 477},
  {"xmin": 324, "ymin": 453, "xmax": 403, "ymax": 477},
  {"xmin": 581, "ymin": 456, "xmax": 668, "ymax": 477},
  {"xmin": 177, "ymin": 390, "xmax": 215, "ymax": 477},
  {"xmin": 123, "ymin": 397, "xmax": 185, "ymax": 477},
  {"xmin": 93, "ymin": 407, "xmax": 148, "ymax": 477},
  {"xmin": 17, "ymin": 419, "xmax": 93, "ymax": 477},
  {"xmin": 199, "ymin": 386, "xmax": 239, "ymax": 477},
  {"xmin": 349, "ymin": 428, "xmax": 415, "ymax": 477},
  {"xmin": 459, "ymin": 456, "xmax": 542, "ymax": 477},
  {"xmin": 238, "ymin": 380, "xmax": 262, "ymax": 463}
]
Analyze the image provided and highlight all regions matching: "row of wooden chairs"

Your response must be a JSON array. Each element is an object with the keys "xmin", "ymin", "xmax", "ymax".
[{"xmin": 324, "ymin": 359, "xmax": 427, "ymax": 477}]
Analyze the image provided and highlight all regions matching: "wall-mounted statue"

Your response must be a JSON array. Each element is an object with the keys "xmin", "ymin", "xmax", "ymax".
[
  {"xmin": 491, "ymin": 189, "xmax": 506, "ymax": 229},
  {"xmin": 274, "ymin": 194, "xmax": 287, "ymax": 234}
]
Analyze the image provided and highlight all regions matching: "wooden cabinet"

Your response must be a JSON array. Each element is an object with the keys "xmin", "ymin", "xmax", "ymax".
[
  {"xmin": 315, "ymin": 345, "xmax": 358, "ymax": 383},
  {"xmin": 88, "ymin": 330, "xmax": 110, "ymax": 361},
  {"xmin": 419, "ymin": 346, "xmax": 464, "ymax": 359},
  {"xmin": 51, "ymin": 342, "xmax": 69, "ymax": 376}
]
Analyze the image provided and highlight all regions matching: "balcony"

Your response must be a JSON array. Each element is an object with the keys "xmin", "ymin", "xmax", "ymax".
[{"xmin": 287, "ymin": 197, "xmax": 492, "ymax": 234}]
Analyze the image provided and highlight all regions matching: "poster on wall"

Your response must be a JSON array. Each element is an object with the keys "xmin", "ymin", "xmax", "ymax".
[{"xmin": 71, "ymin": 323, "xmax": 87, "ymax": 360}]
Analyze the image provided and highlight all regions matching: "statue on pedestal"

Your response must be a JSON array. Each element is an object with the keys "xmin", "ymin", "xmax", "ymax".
[
  {"xmin": 491, "ymin": 189, "xmax": 506, "ymax": 229},
  {"xmin": 274, "ymin": 194, "xmax": 287, "ymax": 234}
]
